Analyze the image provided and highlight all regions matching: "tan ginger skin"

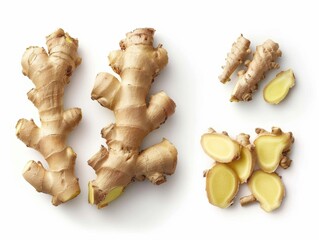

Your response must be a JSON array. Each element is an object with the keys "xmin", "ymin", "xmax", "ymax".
[
  {"xmin": 219, "ymin": 35, "xmax": 251, "ymax": 84},
  {"xmin": 231, "ymin": 40, "xmax": 282, "ymax": 102},
  {"xmin": 16, "ymin": 29, "xmax": 82, "ymax": 206},
  {"xmin": 88, "ymin": 28, "xmax": 177, "ymax": 208}
]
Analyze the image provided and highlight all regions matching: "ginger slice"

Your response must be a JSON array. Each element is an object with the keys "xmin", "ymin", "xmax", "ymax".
[
  {"xmin": 263, "ymin": 69, "xmax": 295, "ymax": 104},
  {"xmin": 228, "ymin": 134, "xmax": 256, "ymax": 183},
  {"xmin": 241, "ymin": 170, "xmax": 285, "ymax": 212},
  {"xmin": 201, "ymin": 129, "xmax": 241, "ymax": 163},
  {"xmin": 219, "ymin": 35, "xmax": 251, "ymax": 83},
  {"xmin": 206, "ymin": 164, "xmax": 239, "ymax": 208},
  {"xmin": 254, "ymin": 127, "xmax": 294, "ymax": 173}
]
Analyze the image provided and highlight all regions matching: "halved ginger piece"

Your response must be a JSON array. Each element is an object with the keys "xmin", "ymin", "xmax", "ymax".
[
  {"xmin": 241, "ymin": 170, "xmax": 285, "ymax": 212},
  {"xmin": 228, "ymin": 134, "xmax": 256, "ymax": 183},
  {"xmin": 254, "ymin": 127, "xmax": 294, "ymax": 173},
  {"xmin": 201, "ymin": 129, "xmax": 241, "ymax": 163},
  {"xmin": 206, "ymin": 164, "xmax": 239, "ymax": 208},
  {"xmin": 263, "ymin": 69, "xmax": 295, "ymax": 104}
]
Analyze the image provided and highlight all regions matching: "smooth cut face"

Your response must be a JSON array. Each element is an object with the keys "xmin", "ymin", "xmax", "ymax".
[
  {"xmin": 248, "ymin": 170, "xmax": 285, "ymax": 212},
  {"xmin": 201, "ymin": 133, "xmax": 240, "ymax": 163},
  {"xmin": 228, "ymin": 147, "xmax": 254, "ymax": 183},
  {"xmin": 255, "ymin": 134, "xmax": 289, "ymax": 172},
  {"xmin": 263, "ymin": 69, "xmax": 295, "ymax": 104},
  {"xmin": 206, "ymin": 164, "xmax": 239, "ymax": 208}
]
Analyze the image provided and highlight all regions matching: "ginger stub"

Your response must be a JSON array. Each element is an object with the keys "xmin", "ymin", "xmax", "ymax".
[
  {"xmin": 219, "ymin": 35, "xmax": 251, "ymax": 84},
  {"xmin": 231, "ymin": 40, "xmax": 282, "ymax": 102},
  {"xmin": 263, "ymin": 69, "xmax": 295, "ymax": 104},
  {"xmin": 88, "ymin": 28, "xmax": 177, "ymax": 208},
  {"xmin": 16, "ymin": 29, "xmax": 82, "ymax": 205}
]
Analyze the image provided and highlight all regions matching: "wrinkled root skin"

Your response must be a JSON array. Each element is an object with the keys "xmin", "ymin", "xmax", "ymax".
[
  {"xmin": 231, "ymin": 39, "xmax": 282, "ymax": 102},
  {"xmin": 88, "ymin": 28, "xmax": 177, "ymax": 208},
  {"xmin": 16, "ymin": 29, "xmax": 82, "ymax": 205}
]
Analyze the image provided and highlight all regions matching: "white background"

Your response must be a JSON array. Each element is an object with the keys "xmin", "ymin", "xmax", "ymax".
[{"xmin": 2, "ymin": 0, "xmax": 318, "ymax": 239}]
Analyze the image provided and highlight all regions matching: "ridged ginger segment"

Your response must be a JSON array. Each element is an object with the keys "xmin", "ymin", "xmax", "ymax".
[
  {"xmin": 16, "ymin": 29, "xmax": 82, "ymax": 205},
  {"xmin": 231, "ymin": 40, "xmax": 282, "ymax": 102},
  {"xmin": 219, "ymin": 35, "xmax": 251, "ymax": 83},
  {"xmin": 263, "ymin": 69, "xmax": 295, "ymax": 104},
  {"xmin": 243, "ymin": 170, "xmax": 285, "ymax": 212},
  {"xmin": 227, "ymin": 134, "xmax": 256, "ymax": 184},
  {"xmin": 88, "ymin": 28, "xmax": 177, "ymax": 208},
  {"xmin": 254, "ymin": 127, "xmax": 294, "ymax": 173},
  {"xmin": 206, "ymin": 164, "xmax": 239, "ymax": 208},
  {"xmin": 201, "ymin": 129, "xmax": 241, "ymax": 163}
]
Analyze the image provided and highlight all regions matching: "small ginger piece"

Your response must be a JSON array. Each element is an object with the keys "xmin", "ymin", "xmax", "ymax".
[
  {"xmin": 201, "ymin": 129, "xmax": 241, "ymax": 163},
  {"xmin": 16, "ymin": 29, "xmax": 82, "ymax": 205},
  {"xmin": 254, "ymin": 127, "xmax": 294, "ymax": 173},
  {"xmin": 206, "ymin": 164, "xmax": 239, "ymax": 208},
  {"xmin": 241, "ymin": 170, "xmax": 285, "ymax": 212},
  {"xmin": 263, "ymin": 69, "xmax": 295, "ymax": 104},
  {"xmin": 219, "ymin": 35, "xmax": 251, "ymax": 83},
  {"xmin": 227, "ymin": 134, "xmax": 256, "ymax": 183},
  {"xmin": 231, "ymin": 40, "xmax": 282, "ymax": 102},
  {"xmin": 88, "ymin": 28, "xmax": 177, "ymax": 208}
]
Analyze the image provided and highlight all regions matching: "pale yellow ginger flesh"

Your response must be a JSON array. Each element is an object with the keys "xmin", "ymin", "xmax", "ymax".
[
  {"xmin": 201, "ymin": 129, "xmax": 241, "ymax": 163},
  {"xmin": 16, "ymin": 29, "xmax": 82, "ymax": 205},
  {"xmin": 228, "ymin": 134, "xmax": 256, "ymax": 183},
  {"xmin": 231, "ymin": 40, "xmax": 282, "ymax": 102},
  {"xmin": 88, "ymin": 28, "xmax": 177, "ymax": 208},
  {"xmin": 219, "ymin": 35, "xmax": 251, "ymax": 83},
  {"xmin": 206, "ymin": 164, "xmax": 239, "ymax": 208},
  {"xmin": 242, "ymin": 170, "xmax": 285, "ymax": 212},
  {"xmin": 263, "ymin": 69, "xmax": 295, "ymax": 104},
  {"xmin": 254, "ymin": 127, "xmax": 294, "ymax": 173}
]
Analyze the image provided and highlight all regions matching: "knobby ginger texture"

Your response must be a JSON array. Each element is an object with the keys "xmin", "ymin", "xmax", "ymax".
[
  {"xmin": 88, "ymin": 28, "xmax": 177, "ymax": 208},
  {"xmin": 231, "ymin": 40, "xmax": 282, "ymax": 102},
  {"xmin": 219, "ymin": 35, "xmax": 251, "ymax": 83},
  {"xmin": 16, "ymin": 29, "xmax": 82, "ymax": 205}
]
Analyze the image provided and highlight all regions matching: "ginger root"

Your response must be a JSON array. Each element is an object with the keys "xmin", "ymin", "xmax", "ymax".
[
  {"xmin": 231, "ymin": 40, "xmax": 282, "ymax": 102},
  {"xmin": 16, "ymin": 29, "xmax": 82, "ymax": 205},
  {"xmin": 263, "ymin": 69, "xmax": 295, "ymax": 104},
  {"xmin": 201, "ymin": 129, "xmax": 241, "ymax": 163},
  {"xmin": 228, "ymin": 134, "xmax": 256, "ymax": 184},
  {"xmin": 254, "ymin": 127, "xmax": 294, "ymax": 173},
  {"xmin": 206, "ymin": 164, "xmax": 239, "ymax": 208},
  {"xmin": 219, "ymin": 35, "xmax": 251, "ymax": 83},
  {"xmin": 88, "ymin": 28, "xmax": 177, "ymax": 208},
  {"xmin": 241, "ymin": 170, "xmax": 285, "ymax": 212}
]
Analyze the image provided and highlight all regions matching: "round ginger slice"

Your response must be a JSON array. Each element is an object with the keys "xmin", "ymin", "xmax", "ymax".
[
  {"xmin": 248, "ymin": 170, "xmax": 285, "ymax": 212},
  {"xmin": 201, "ymin": 130, "xmax": 241, "ymax": 163},
  {"xmin": 263, "ymin": 69, "xmax": 295, "ymax": 104},
  {"xmin": 206, "ymin": 164, "xmax": 239, "ymax": 208}
]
